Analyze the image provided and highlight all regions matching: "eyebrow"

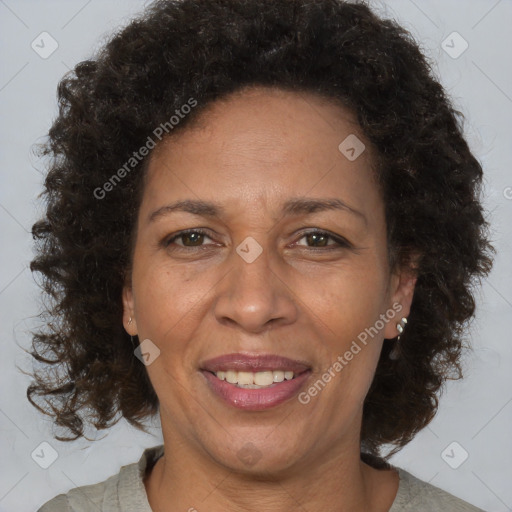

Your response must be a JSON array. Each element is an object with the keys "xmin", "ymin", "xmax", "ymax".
[{"xmin": 148, "ymin": 197, "xmax": 367, "ymax": 225}]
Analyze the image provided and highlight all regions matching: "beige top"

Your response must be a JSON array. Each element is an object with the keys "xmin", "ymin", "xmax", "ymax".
[{"xmin": 37, "ymin": 444, "xmax": 485, "ymax": 511}]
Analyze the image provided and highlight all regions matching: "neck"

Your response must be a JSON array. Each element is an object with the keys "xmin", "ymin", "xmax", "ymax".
[{"xmin": 144, "ymin": 433, "xmax": 399, "ymax": 512}]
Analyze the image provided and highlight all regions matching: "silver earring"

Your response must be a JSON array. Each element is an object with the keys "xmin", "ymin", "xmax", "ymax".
[
  {"xmin": 389, "ymin": 317, "xmax": 407, "ymax": 360},
  {"xmin": 128, "ymin": 317, "xmax": 133, "ymax": 325},
  {"xmin": 396, "ymin": 317, "xmax": 407, "ymax": 339}
]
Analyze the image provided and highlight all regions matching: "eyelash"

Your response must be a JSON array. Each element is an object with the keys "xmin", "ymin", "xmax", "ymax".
[{"xmin": 162, "ymin": 228, "xmax": 351, "ymax": 251}]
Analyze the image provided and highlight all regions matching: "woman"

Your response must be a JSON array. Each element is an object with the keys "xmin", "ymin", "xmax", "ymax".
[{"xmin": 30, "ymin": 0, "xmax": 494, "ymax": 510}]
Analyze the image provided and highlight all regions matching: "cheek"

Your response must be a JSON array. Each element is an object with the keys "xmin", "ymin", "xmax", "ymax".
[
  {"xmin": 301, "ymin": 263, "xmax": 388, "ymax": 392},
  {"xmin": 303, "ymin": 262, "xmax": 388, "ymax": 337},
  {"xmin": 131, "ymin": 262, "xmax": 213, "ymax": 403},
  {"xmin": 132, "ymin": 259, "xmax": 213, "ymax": 347}
]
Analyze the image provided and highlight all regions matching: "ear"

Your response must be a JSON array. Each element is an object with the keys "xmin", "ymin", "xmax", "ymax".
[
  {"xmin": 383, "ymin": 254, "xmax": 419, "ymax": 340},
  {"xmin": 122, "ymin": 281, "xmax": 137, "ymax": 336}
]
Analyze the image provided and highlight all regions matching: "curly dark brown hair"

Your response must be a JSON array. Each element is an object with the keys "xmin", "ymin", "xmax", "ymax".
[{"xmin": 27, "ymin": 0, "xmax": 494, "ymax": 459}]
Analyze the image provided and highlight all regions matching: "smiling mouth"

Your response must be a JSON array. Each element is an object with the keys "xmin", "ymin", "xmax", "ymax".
[
  {"xmin": 208, "ymin": 369, "xmax": 301, "ymax": 388},
  {"xmin": 200, "ymin": 353, "xmax": 312, "ymax": 407}
]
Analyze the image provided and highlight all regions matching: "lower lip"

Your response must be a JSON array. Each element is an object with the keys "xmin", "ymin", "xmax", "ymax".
[{"xmin": 201, "ymin": 370, "xmax": 311, "ymax": 410}]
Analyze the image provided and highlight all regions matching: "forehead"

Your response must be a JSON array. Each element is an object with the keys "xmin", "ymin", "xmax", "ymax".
[{"xmin": 141, "ymin": 86, "xmax": 380, "ymax": 221}]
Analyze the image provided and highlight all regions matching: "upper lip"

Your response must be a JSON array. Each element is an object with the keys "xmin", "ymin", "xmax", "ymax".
[{"xmin": 200, "ymin": 353, "xmax": 311, "ymax": 373}]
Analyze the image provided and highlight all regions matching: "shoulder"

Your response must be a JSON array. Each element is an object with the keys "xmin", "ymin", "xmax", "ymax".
[
  {"xmin": 390, "ymin": 466, "xmax": 486, "ymax": 512},
  {"xmin": 37, "ymin": 471, "xmax": 118, "ymax": 512},
  {"xmin": 37, "ymin": 445, "xmax": 164, "ymax": 512}
]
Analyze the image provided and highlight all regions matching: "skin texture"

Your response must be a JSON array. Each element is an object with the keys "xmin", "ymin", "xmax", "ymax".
[{"xmin": 122, "ymin": 86, "xmax": 417, "ymax": 511}]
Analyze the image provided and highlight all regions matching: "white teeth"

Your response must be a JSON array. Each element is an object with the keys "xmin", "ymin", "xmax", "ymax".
[
  {"xmin": 273, "ymin": 371, "xmax": 285, "ymax": 383},
  {"xmin": 225, "ymin": 370, "xmax": 237, "ymax": 384},
  {"xmin": 237, "ymin": 371, "xmax": 254, "ymax": 385},
  {"xmin": 254, "ymin": 371, "xmax": 273, "ymax": 386},
  {"xmin": 213, "ymin": 370, "xmax": 296, "ymax": 387}
]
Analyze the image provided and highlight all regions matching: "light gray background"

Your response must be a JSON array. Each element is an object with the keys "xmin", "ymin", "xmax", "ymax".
[{"xmin": 1, "ymin": 0, "xmax": 511, "ymax": 510}]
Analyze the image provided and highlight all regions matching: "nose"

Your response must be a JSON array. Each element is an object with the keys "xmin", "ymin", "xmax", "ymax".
[{"xmin": 213, "ymin": 244, "xmax": 298, "ymax": 334}]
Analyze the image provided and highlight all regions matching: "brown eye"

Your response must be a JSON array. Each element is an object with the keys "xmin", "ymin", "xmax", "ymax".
[
  {"xmin": 163, "ymin": 229, "xmax": 213, "ymax": 248},
  {"xmin": 178, "ymin": 231, "xmax": 206, "ymax": 246},
  {"xmin": 295, "ymin": 230, "xmax": 351, "ymax": 249},
  {"xmin": 304, "ymin": 232, "xmax": 329, "ymax": 247}
]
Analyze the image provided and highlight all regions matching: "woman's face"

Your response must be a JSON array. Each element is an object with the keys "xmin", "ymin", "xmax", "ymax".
[{"xmin": 123, "ymin": 86, "xmax": 416, "ymax": 474}]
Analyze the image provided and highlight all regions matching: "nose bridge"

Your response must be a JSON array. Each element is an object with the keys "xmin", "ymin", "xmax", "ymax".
[
  {"xmin": 213, "ymin": 238, "xmax": 297, "ymax": 332},
  {"xmin": 234, "ymin": 238, "xmax": 274, "ymax": 297}
]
